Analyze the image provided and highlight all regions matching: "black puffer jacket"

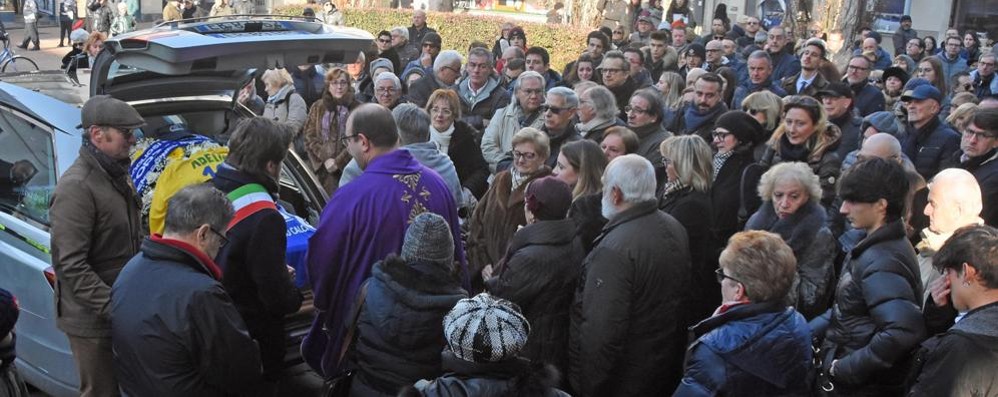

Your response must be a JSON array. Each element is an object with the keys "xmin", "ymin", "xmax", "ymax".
[
  {"xmin": 659, "ymin": 186, "xmax": 717, "ymax": 324},
  {"xmin": 745, "ymin": 201, "xmax": 838, "ymax": 320},
  {"xmin": 349, "ymin": 256, "xmax": 467, "ymax": 396},
  {"xmin": 486, "ymin": 219, "xmax": 585, "ymax": 377},
  {"xmin": 569, "ymin": 201, "xmax": 691, "ymax": 396},
  {"xmin": 449, "ymin": 120, "xmax": 490, "ymax": 200},
  {"xmin": 900, "ymin": 116, "xmax": 961, "ymax": 180},
  {"xmin": 809, "ymin": 219, "xmax": 926, "ymax": 395}
]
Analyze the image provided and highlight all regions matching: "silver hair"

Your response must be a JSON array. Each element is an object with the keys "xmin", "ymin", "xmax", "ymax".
[
  {"xmin": 374, "ymin": 71, "xmax": 402, "ymax": 91},
  {"xmin": 391, "ymin": 26, "xmax": 409, "ymax": 41},
  {"xmin": 586, "ymin": 85, "xmax": 618, "ymax": 120},
  {"xmin": 433, "ymin": 50, "xmax": 464, "ymax": 74},
  {"xmin": 163, "ymin": 183, "xmax": 234, "ymax": 235},
  {"xmin": 392, "ymin": 103, "xmax": 431, "ymax": 145},
  {"xmin": 603, "ymin": 154, "xmax": 657, "ymax": 204},
  {"xmin": 513, "ymin": 70, "xmax": 546, "ymax": 91},
  {"xmin": 748, "ymin": 50, "xmax": 773, "ymax": 67},
  {"xmin": 547, "ymin": 86, "xmax": 579, "ymax": 108},
  {"xmin": 468, "ymin": 46, "xmax": 495, "ymax": 67}
]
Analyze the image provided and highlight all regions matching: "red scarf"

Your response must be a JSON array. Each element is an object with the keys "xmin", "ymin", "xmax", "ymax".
[{"xmin": 150, "ymin": 234, "xmax": 223, "ymax": 280}]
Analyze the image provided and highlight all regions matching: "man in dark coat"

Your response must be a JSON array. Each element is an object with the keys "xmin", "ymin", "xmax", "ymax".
[
  {"xmin": 809, "ymin": 158, "xmax": 926, "ymax": 395},
  {"xmin": 958, "ymin": 108, "xmax": 998, "ymax": 226},
  {"xmin": 893, "ymin": 15, "xmax": 918, "ymax": 57},
  {"xmin": 406, "ymin": 10, "xmax": 436, "ymax": 59},
  {"xmin": 569, "ymin": 154, "xmax": 691, "ymax": 396},
  {"xmin": 816, "ymin": 82, "xmax": 864, "ymax": 160},
  {"xmin": 900, "ymin": 84, "xmax": 961, "ymax": 180},
  {"xmin": 599, "ymin": 51, "xmax": 642, "ymax": 119},
  {"xmin": 375, "ymin": 30, "xmax": 403, "ymax": 77},
  {"xmin": 112, "ymin": 184, "xmax": 263, "ymax": 396},
  {"xmin": 212, "ymin": 118, "xmax": 303, "ymax": 390},
  {"xmin": 765, "ymin": 26, "xmax": 801, "ymax": 83},
  {"xmin": 845, "ymin": 55, "xmax": 887, "ymax": 117},
  {"xmin": 457, "ymin": 47, "xmax": 511, "ymax": 131},
  {"xmin": 406, "ymin": 50, "xmax": 462, "ymax": 109},
  {"xmin": 731, "ymin": 50, "xmax": 787, "ymax": 109},
  {"xmin": 541, "ymin": 87, "xmax": 582, "ymax": 168},
  {"xmin": 670, "ymin": 72, "xmax": 727, "ymax": 142}
]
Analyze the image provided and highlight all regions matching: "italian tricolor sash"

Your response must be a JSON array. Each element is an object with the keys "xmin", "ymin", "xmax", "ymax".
[{"xmin": 226, "ymin": 183, "xmax": 277, "ymax": 231}]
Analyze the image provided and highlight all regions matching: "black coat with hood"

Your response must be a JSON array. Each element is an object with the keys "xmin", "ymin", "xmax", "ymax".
[
  {"xmin": 348, "ymin": 255, "xmax": 467, "ymax": 396},
  {"xmin": 486, "ymin": 219, "xmax": 585, "ymax": 377},
  {"xmin": 212, "ymin": 163, "xmax": 303, "ymax": 379},
  {"xmin": 659, "ymin": 186, "xmax": 717, "ymax": 324},
  {"xmin": 449, "ymin": 120, "xmax": 491, "ymax": 200},
  {"xmin": 907, "ymin": 301, "xmax": 998, "ymax": 397},
  {"xmin": 809, "ymin": 219, "xmax": 926, "ymax": 395}
]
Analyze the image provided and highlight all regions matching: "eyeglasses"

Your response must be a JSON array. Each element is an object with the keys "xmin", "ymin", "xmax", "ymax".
[
  {"xmin": 743, "ymin": 107, "xmax": 763, "ymax": 115},
  {"xmin": 601, "ymin": 68, "xmax": 625, "ymax": 75},
  {"xmin": 103, "ymin": 126, "xmax": 134, "ymax": 138},
  {"xmin": 624, "ymin": 106, "xmax": 649, "ymax": 115},
  {"xmin": 430, "ymin": 107, "xmax": 453, "ymax": 116},
  {"xmin": 209, "ymin": 226, "xmax": 229, "ymax": 248},
  {"xmin": 329, "ymin": 80, "xmax": 350, "ymax": 87},
  {"xmin": 339, "ymin": 133, "xmax": 360, "ymax": 146},
  {"xmin": 376, "ymin": 87, "xmax": 398, "ymax": 95},
  {"xmin": 660, "ymin": 157, "xmax": 671, "ymax": 166},
  {"xmin": 981, "ymin": 62, "xmax": 997, "ymax": 68},
  {"xmin": 520, "ymin": 88, "xmax": 544, "ymax": 97},
  {"xmin": 715, "ymin": 267, "xmax": 746, "ymax": 287},
  {"xmin": 377, "ymin": 38, "xmax": 391, "ymax": 44},
  {"xmin": 963, "ymin": 128, "xmax": 997, "ymax": 140},
  {"xmin": 512, "ymin": 150, "xmax": 538, "ymax": 160},
  {"xmin": 706, "ymin": 48, "xmax": 722, "ymax": 52},
  {"xmin": 847, "ymin": 65, "xmax": 869, "ymax": 71},
  {"xmin": 541, "ymin": 104, "xmax": 571, "ymax": 115},
  {"xmin": 712, "ymin": 130, "xmax": 732, "ymax": 139}
]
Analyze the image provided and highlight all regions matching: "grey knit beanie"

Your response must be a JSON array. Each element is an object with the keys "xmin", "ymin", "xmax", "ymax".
[
  {"xmin": 443, "ymin": 293, "xmax": 530, "ymax": 363},
  {"xmin": 400, "ymin": 212, "xmax": 454, "ymax": 267}
]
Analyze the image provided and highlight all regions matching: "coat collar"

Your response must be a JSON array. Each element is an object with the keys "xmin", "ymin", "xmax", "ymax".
[{"xmin": 851, "ymin": 218, "xmax": 908, "ymax": 257}]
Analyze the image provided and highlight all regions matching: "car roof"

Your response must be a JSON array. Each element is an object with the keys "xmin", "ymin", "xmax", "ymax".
[{"xmin": 0, "ymin": 81, "xmax": 80, "ymax": 134}]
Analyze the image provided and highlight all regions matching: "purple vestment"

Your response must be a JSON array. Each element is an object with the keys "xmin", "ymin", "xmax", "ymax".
[{"xmin": 302, "ymin": 149, "xmax": 468, "ymax": 377}]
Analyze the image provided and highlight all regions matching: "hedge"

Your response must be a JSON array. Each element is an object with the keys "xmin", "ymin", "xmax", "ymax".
[{"xmin": 273, "ymin": 6, "xmax": 589, "ymax": 72}]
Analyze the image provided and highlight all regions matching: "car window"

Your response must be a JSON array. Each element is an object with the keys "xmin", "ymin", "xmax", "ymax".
[{"xmin": 0, "ymin": 107, "xmax": 56, "ymax": 225}]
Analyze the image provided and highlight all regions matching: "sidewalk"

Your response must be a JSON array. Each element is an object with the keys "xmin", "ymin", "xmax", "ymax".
[{"xmin": 6, "ymin": 21, "xmax": 156, "ymax": 71}]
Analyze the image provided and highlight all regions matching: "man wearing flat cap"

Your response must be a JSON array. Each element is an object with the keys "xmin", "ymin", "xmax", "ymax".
[
  {"xmin": 50, "ymin": 95, "xmax": 144, "ymax": 397},
  {"xmin": 815, "ymin": 81, "xmax": 863, "ymax": 160},
  {"xmin": 900, "ymin": 84, "xmax": 961, "ymax": 179}
]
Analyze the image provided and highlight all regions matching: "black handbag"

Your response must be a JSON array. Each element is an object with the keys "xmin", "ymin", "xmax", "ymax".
[{"xmin": 322, "ymin": 281, "xmax": 369, "ymax": 397}]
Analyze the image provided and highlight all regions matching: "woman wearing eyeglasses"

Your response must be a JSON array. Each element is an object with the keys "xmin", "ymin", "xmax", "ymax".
[
  {"xmin": 709, "ymin": 111, "xmax": 766, "ymax": 256},
  {"xmin": 303, "ymin": 67, "xmax": 361, "ymax": 195},
  {"xmin": 760, "ymin": 95, "xmax": 842, "ymax": 212},
  {"xmin": 426, "ymin": 89, "xmax": 490, "ymax": 202},
  {"xmin": 658, "ymin": 135, "xmax": 717, "ymax": 323},
  {"xmin": 467, "ymin": 127, "xmax": 552, "ymax": 293},
  {"xmin": 744, "ymin": 162, "xmax": 837, "ymax": 320},
  {"xmin": 673, "ymin": 230, "xmax": 812, "ymax": 397}
]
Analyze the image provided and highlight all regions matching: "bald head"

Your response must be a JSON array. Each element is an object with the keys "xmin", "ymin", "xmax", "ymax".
[
  {"xmin": 862, "ymin": 37, "xmax": 878, "ymax": 53},
  {"xmin": 925, "ymin": 168, "xmax": 984, "ymax": 234},
  {"xmin": 858, "ymin": 133, "xmax": 903, "ymax": 163}
]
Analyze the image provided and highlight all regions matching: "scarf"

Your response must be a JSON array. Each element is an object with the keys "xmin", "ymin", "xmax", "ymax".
[
  {"xmin": 712, "ymin": 150, "xmax": 734, "ymax": 181},
  {"xmin": 82, "ymin": 138, "xmax": 138, "ymax": 207},
  {"xmin": 745, "ymin": 200, "xmax": 826, "ymax": 256},
  {"xmin": 266, "ymin": 84, "xmax": 294, "ymax": 105},
  {"xmin": 577, "ymin": 117, "xmax": 614, "ymax": 137},
  {"xmin": 683, "ymin": 102, "xmax": 727, "ymax": 134},
  {"xmin": 510, "ymin": 168, "xmax": 528, "ymax": 192},
  {"xmin": 661, "ymin": 180, "xmax": 687, "ymax": 201},
  {"xmin": 429, "ymin": 124, "xmax": 455, "ymax": 154},
  {"xmin": 778, "ymin": 133, "xmax": 810, "ymax": 162}
]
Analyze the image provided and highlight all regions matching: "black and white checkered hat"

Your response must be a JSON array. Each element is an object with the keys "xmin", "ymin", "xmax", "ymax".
[{"xmin": 443, "ymin": 293, "xmax": 530, "ymax": 363}]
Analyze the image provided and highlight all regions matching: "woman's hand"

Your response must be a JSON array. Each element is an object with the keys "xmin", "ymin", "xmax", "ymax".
[
  {"xmin": 481, "ymin": 264, "xmax": 494, "ymax": 281},
  {"xmin": 929, "ymin": 275, "xmax": 951, "ymax": 308}
]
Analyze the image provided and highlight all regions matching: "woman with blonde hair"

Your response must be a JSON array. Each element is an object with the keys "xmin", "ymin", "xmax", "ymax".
[
  {"xmin": 946, "ymin": 102, "xmax": 978, "ymax": 132},
  {"xmin": 659, "ymin": 134, "xmax": 716, "ymax": 322},
  {"xmin": 426, "ymin": 89, "xmax": 490, "ymax": 200},
  {"xmin": 745, "ymin": 161, "xmax": 837, "ymax": 319},
  {"xmin": 303, "ymin": 67, "xmax": 361, "ymax": 194},
  {"xmin": 657, "ymin": 71, "xmax": 685, "ymax": 127},
  {"xmin": 760, "ymin": 95, "xmax": 842, "ymax": 210},
  {"xmin": 261, "ymin": 68, "xmax": 308, "ymax": 133}
]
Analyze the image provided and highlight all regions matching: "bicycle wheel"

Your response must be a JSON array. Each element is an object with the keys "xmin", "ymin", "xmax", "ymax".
[{"xmin": 2, "ymin": 56, "xmax": 39, "ymax": 73}]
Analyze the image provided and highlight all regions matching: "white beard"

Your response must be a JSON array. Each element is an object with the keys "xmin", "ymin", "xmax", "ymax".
[{"xmin": 601, "ymin": 190, "xmax": 618, "ymax": 220}]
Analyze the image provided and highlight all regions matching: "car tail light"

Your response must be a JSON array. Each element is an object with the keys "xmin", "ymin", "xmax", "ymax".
[{"xmin": 44, "ymin": 266, "xmax": 56, "ymax": 289}]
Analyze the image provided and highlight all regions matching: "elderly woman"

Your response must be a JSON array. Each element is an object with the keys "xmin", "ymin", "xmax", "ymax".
[
  {"xmin": 908, "ymin": 225, "xmax": 998, "ymax": 396},
  {"xmin": 744, "ymin": 162, "xmax": 837, "ymax": 320},
  {"xmin": 577, "ymin": 85, "xmax": 622, "ymax": 141},
  {"xmin": 600, "ymin": 126, "xmax": 639, "ymax": 162},
  {"xmin": 426, "ymin": 89, "xmax": 490, "ymax": 200},
  {"xmin": 372, "ymin": 72, "xmax": 404, "ymax": 110},
  {"xmin": 627, "ymin": 89, "xmax": 674, "ymax": 185},
  {"xmin": 710, "ymin": 111, "xmax": 767, "ymax": 251},
  {"xmin": 659, "ymin": 135, "xmax": 716, "ymax": 322},
  {"xmin": 348, "ymin": 213, "xmax": 466, "ymax": 397},
  {"xmin": 554, "ymin": 139, "xmax": 607, "ymax": 201},
  {"xmin": 485, "ymin": 176, "xmax": 584, "ymax": 380},
  {"xmin": 262, "ymin": 68, "xmax": 308, "ymax": 134},
  {"xmin": 760, "ymin": 95, "xmax": 842, "ymax": 210},
  {"xmin": 467, "ymin": 128, "xmax": 552, "ymax": 292},
  {"xmin": 674, "ymin": 230, "xmax": 812, "ymax": 396},
  {"xmin": 303, "ymin": 67, "xmax": 361, "ymax": 194}
]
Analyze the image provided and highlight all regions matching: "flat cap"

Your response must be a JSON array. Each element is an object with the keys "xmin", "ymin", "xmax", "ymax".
[{"xmin": 80, "ymin": 95, "xmax": 145, "ymax": 129}]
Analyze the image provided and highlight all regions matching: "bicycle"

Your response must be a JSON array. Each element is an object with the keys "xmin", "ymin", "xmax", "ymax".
[{"xmin": 0, "ymin": 32, "xmax": 40, "ymax": 73}]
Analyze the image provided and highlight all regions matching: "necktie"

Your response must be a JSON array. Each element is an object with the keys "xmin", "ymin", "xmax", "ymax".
[{"xmin": 799, "ymin": 80, "xmax": 808, "ymax": 94}]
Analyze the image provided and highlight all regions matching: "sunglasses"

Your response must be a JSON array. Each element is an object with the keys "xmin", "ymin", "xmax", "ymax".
[{"xmin": 541, "ymin": 104, "xmax": 571, "ymax": 115}]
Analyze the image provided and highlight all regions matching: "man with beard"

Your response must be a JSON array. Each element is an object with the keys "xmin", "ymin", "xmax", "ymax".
[
  {"xmin": 957, "ymin": 108, "xmax": 998, "ymax": 225},
  {"xmin": 599, "ymin": 51, "xmax": 641, "ymax": 119},
  {"xmin": 569, "ymin": 154, "xmax": 691, "ymax": 395},
  {"xmin": 844, "ymin": 55, "xmax": 886, "ymax": 117},
  {"xmin": 900, "ymin": 84, "xmax": 961, "ymax": 179},
  {"xmin": 541, "ymin": 87, "xmax": 583, "ymax": 168},
  {"xmin": 816, "ymin": 82, "xmax": 863, "ymax": 159},
  {"xmin": 781, "ymin": 38, "xmax": 829, "ymax": 97},
  {"xmin": 482, "ymin": 71, "xmax": 546, "ymax": 173},
  {"xmin": 765, "ymin": 26, "xmax": 801, "ymax": 83},
  {"xmin": 731, "ymin": 50, "xmax": 787, "ymax": 109},
  {"xmin": 645, "ymin": 31, "xmax": 678, "ymax": 82},
  {"xmin": 906, "ymin": 37, "xmax": 925, "ymax": 63},
  {"xmin": 669, "ymin": 72, "xmax": 727, "ymax": 142}
]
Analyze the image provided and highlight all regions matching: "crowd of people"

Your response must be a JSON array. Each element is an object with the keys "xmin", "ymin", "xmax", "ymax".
[{"xmin": 4, "ymin": 2, "xmax": 996, "ymax": 397}]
